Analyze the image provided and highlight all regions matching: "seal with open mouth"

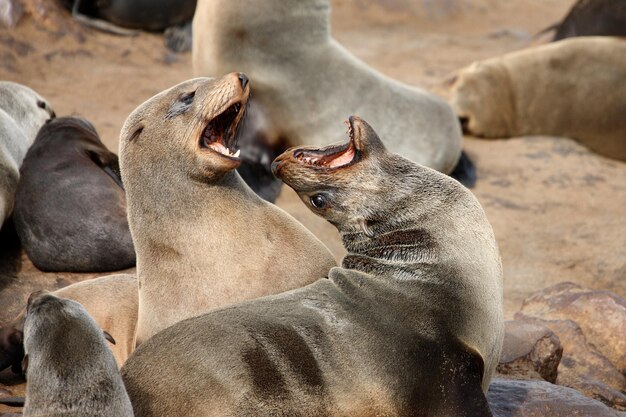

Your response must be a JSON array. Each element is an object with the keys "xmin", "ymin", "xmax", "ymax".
[
  {"xmin": 449, "ymin": 37, "xmax": 626, "ymax": 162},
  {"xmin": 119, "ymin": 73, "xmax": 336, "ymax": 344},
  {"xmin": 21, "ymin": 291, "xmax": 133, "ymax": 417},
  {"xmin": 121, "ymin": 116, "xmax": 502, "ymax": 417},
  {"xmin": 0, "ymin": 74, "xmax": 336, "ymax": 374}
]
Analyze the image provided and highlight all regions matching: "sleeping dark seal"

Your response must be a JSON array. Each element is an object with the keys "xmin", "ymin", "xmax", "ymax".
[
  {"xmin": 21, "ymin": 291, "xmax": 133, "ymax": 416},
  {"xmin": 13, "ymin": 116, "xmax": 135, "ymax": 272},
  {"xmin": 61, "ymin": 0, "xmax": 196, "ymax": 32},
  {"xmin": 121, "ymin": 116, "xmax": 503, "ymax": 416}
]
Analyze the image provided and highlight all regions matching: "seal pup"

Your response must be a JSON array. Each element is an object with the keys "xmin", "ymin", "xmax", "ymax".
[
  {"xmin": 0, "ymin": 274, "xmax": 137, "ymax": 371},
  {"xmin": 120, "ymin": 73, "xmax": 336, "ymax": 344},
  {"xmin": 0, "ymin": 81, "xmax": 55, "ymax": 227},
  {"xmin": 22, "ymin": 291, "xmax": 134, "ymax": 417},
  {"xmin": 450, "ymin": 37, "xmax": 626, "ymax": 162},
  {"xmin": 13, "ymin": 116, "xmax": 135, "ymax": 272},
  {"xmin": 121, "ymin": 116, "xmax": 503, "ymax": 417},
  {"xmin": 192, "ymin": 0, "xmax": 464, "ymax": 176}
]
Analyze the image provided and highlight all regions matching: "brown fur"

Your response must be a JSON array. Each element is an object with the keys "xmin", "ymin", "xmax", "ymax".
[
  {"xmin": 121, "ymin": 117, "xmax": 502, "ymax": 417},
  {"xmin": 450, "ymin": 37, "xmax": 626, "ymax": 161},
  {"xmin": 119, "ymin": 74, "xmax": 336, "ymax": 343}
]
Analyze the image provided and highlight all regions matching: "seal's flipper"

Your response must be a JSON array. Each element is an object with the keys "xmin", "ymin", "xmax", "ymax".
[
  {"xmin": 436, "ymin": 344, "xmax": 494, "ymax": 417},
  {"xmin": 0, "ymin": 396, "xmax": 25, "ymax": 407},
  {"xmin": 450, "ymin": 150, "xmax": 477, "ymax": 188},
  {"xmin": 86, "ymin": 149, "xmax": 124, "ymax": 189}
]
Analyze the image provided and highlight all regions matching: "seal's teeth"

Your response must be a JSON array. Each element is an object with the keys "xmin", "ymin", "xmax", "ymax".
[
  {"xmin": 234, "ymin": 149, "xmax": 241, "ymax": 158},
  {"xmin": 225, "ymin": 147, "xmax": 230, "ymax": 154}
]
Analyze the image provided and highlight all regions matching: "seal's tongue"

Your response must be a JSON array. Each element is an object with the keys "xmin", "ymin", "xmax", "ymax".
[{"xmin": 200, "ymin": 102, "xmax": 243, "ymax": 158}]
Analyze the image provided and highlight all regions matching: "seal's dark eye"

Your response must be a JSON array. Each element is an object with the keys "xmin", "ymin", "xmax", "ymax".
[
  {"xmin": 37, "ymin": 100, "xmax": 46, "ymax": 109},
  {"xmin": 310, "ymin": 194, "xmax": 327, "ymax": 209},
  {"xmin": 180, "ymin": 91, "xmax": 195, "ymax": 105}
]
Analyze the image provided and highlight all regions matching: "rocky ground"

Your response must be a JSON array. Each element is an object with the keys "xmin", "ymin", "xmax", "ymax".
[{"xmin": 1, "ymin": 0, "xmax": 625, "ymax": 415}]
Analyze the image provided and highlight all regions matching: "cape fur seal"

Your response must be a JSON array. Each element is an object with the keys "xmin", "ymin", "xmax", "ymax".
[
  {"xmin": 121, "ymin": 116, "xmax": 503, "ymax": 416},
  {"xmin": 192, "ymin": 0, "xmax": 464, "ymax": 176},
  {"xmin": 13, "ymin": 116, "xmax": 135, "ymax": 272},
  {"xmin": 0, "ymin": 81, "xmax": 55, "ymax": 227},
  {"xmin": 22, "ymin": 291, "xmax": 133, "ymax": 416},
  {"xmin": 120, "ymin": 73, "xmax": 336, "ymax": 344},
  {"xmin": 0, "ymin": 274, "xmax": 136, "ymax": 371},
  {"xmin": 450, "ymin": 37, "xmax": 626, "ymax": 162}
]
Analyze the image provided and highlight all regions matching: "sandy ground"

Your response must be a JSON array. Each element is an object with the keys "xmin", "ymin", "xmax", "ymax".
[{"xmin": 1, "ymin": 0, "xmax": 625, "ymax": 410}]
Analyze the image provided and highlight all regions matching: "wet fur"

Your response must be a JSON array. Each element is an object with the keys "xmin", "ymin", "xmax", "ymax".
[
  {"xmin": 119, "ymin": 75, "xmax": 336, "ymax": 344},
  {"xmin": 23, "ymin": 293, "xmax": 133, "ymax": 416},
  {"xmin": 121, "ymin": 117, "xmax": 502, "ymax": 416},
  {"xmin": 13, "ymin": 116, "xmax": 135, "ymax": 272},
  {"xmin": 0, "ymin": 81, "xmax": 54, "ymax": 227},
  {"xmin": 192, "ymin": 0, "xmax": 463, "ymax": 174},
  {"xmin": 450, "ymin": 37, "xmax": 626, "ymax": 162}
]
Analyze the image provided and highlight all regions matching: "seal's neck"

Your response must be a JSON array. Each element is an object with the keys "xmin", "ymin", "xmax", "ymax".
[
  {"xmin": 127, "ymin": 170, "xmax": 261, "ymax": 280},
  {"xmin": 340, "ymin": 223, "xmax": 440, "ymax": 279}
]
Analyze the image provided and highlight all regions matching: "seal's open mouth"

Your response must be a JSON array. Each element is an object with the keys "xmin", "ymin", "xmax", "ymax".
[
  {"xmin": 200, "ymin": 101, "xmax": 244, "ymax": 159},
  {"xmin": 293, "ymin": 118, "xmax": 360, "ymax": 169}
]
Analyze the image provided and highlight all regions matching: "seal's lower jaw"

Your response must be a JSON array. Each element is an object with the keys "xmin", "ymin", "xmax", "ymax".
[
  {"xmin": 199, "ymin": 101, "xmax": 245, "ymax": 161},
  {"xmin": 292, "ymin": 117, "xmax": 361, "ymax": 169}
]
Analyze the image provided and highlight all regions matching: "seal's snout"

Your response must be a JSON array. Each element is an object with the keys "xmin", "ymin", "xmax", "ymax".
[{"xmin": 238, "ymin": 73, "xmax": 249, "ymax": 89}]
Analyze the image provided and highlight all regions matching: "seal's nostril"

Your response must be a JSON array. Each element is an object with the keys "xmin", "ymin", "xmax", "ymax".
[{"xmin": 238, "ymin": 73, "xmax": 249, "ymax": 89}]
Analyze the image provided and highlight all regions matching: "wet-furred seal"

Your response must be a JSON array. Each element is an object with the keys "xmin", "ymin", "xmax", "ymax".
[
  {"xmin": 13, "ymin": 116, "xmax": 135, "ymax": 272},
  {"xmin": 121, "ymin": 116, "xmax": 503, "ymax": 417}
]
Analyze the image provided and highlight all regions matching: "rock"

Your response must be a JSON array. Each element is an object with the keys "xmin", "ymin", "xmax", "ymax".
[
  {"xmin": 520, "ymin": 282, "xmax": 626, "ymax": 373},
  {"xmin": 514, "ymin": 315, "xmax": 626, "ymax": 410},
  {"xmin": 488, "ymin": 378, "xmax": 626, "ymax": 417},
  {"xmin": 497, "ymin": 320, "xmax": 562, "ymax": 383}
]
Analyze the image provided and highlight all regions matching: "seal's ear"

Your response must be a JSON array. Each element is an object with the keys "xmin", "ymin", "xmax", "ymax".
[
  {"xmin": 358, "ymin": 218, "xmax": 375, "ymax": 238},
  {"xmin": 21, "ymin": 354, "xmax": 28, "ymax": 375},
  {"xmin": 103, "ymin": 331, "xmax": 116, "ymax": 345},
  {"xmin": 127, "ymin": 125, "xmax": 144, "ymax": 143}
]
